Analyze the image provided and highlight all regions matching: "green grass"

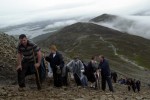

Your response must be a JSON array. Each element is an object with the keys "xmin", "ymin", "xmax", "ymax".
[{"xmin": 36, "ymin": 22, "xmax": 150, "ymax": 83}]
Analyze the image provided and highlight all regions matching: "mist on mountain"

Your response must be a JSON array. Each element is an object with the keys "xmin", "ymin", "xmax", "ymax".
[{"xmin": 91, "ymin": 14, "xmax": 150, "ymax": 39}]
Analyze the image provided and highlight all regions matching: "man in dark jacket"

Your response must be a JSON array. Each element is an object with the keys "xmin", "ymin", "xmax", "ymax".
[
  {"xmin": 45, "ymin": 45, "xmax": 64, "ymax": 87},
  {"xmin": 98, "ymin": 55, "xmax": 114, "ymax": 92}
]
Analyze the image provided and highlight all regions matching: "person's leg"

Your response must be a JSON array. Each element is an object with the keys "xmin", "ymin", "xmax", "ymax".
[
  {"xmin": 53, "ymin": 72, "xmax": 58, "ymax": 87},
  {"xmin": 114, "ymin": 77, "xmax": 117, "ymax": 83},
  {"xmin": 35, "ymin": 70, "xmax": 41, "ymax": 90},
  {"xmin": 62, "ymin": 68, "xmax": 68, "ymax": 86},
  {"xmin": 128, "ymin": 85, "xmax": 131, "ymax": 91},
  {"xmin": 101, "ymin": 76, "xmax": 106, "ymax": 91},
  {"xmin": 132, "ymin": 85, "xmax": 136, "ymax": 92},
  {"xmin": 138, "ymin": 85, "xmax": 140, "ymax": 92},
  {"xmin": 57, "ymin": 73, "xmax": 62, "ymax": 87},
  {"xmin": 74, "ymin": 74, "xmax": 81, "ymax": 86},
  {"xmin": 81, "ymin": 75, "xmax": 88, "ymax": 87},
  {"xmin": 17, "ymin": 62, "xmax": 28, "ymax": 88},
  {"xmin": 106, "ymin": 76, "xmax": 114, "ymax": 92}
]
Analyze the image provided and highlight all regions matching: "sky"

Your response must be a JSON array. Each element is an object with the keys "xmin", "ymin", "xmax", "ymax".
[{"xmin": 0, "ymin": 0, "xmax": 150, "ymax": 28}]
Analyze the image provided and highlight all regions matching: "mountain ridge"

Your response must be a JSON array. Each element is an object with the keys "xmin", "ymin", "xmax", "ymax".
[{"xmin": 36, "ymin": 22, "xmax": 150, "ymax": 83}]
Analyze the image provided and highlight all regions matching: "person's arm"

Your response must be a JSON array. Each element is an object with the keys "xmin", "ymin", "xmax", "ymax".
[
  {"xmin": 34, "ymin": 50, "xmax": 42, "ymax": 68},
  {"xmin": 16, "ymin": 53, "xmax": 23, "ymax": 70},
  {"xmin": 58, "ymin": 53, "xmax": 64, "ymax": 69},
  {"xmin": 45, "ymin": 54, "xmax": 51, "ymax": 62},
  {"xmin": 37, "ymin": 50, "xmax": 42, "ymax": 64},
  {"xmin": 79, "ymin": 61, "xmax": 84, "ymax": 72},
  {"xmin": 32, "ymin": 42, "xmax": 42, "ymax": 68},
  {"xmin": 66, "ymin": 60, "xmax": 73, "ymax": 72}
]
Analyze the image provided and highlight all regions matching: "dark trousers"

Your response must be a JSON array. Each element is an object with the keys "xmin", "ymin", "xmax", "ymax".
[
  {"xmin": 17, "ymin": 62, "xmax": 40, "ymax": 88},
  {"xmin": 74, "ymin": 73, "xmax": 81, "ymax": 86},
  {"xmin": 53, "ymin": 71, "xmax": 62, "ymax": 87},
  {"xmin": 136, "ymin": 85, "xmax": 140, "ymax": 92},
  {"xmin": 62, "ymin": 68, "xmax": 68, "ymax": 86},
  {"xmin": 101, "ymin": 76, "xmax": 114, "ymax": 92},
  {"xmin": 113, "ymin": 77, "xmax": 117, "ymax": 83},
  {"xmin": 128, "ymin": 85, "xmax": 131, "ymax": 91},
  {"xmin": 132, "ymin": 85, "xmax": 136, "ymax": 92}
]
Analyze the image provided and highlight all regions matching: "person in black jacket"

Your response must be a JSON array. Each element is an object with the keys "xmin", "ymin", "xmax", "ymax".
[
  {"xmin": 111, "ymin": 72, "xmax": 118, "ymax": 83},
  {"xmin": 45, "ymin": 45, "xmax": 64, "ymax": 87},
  {"xmin": 131, "ymin": 79, "xmax": 136, "ymax": 92},
  {"xmin": 136, "ymin": 80, "xmax": 141, "ymax": 92},
  {"xmin": 98, "ymin": 55, "xmax": 114, "ymax": 92},
  {"xmin": 126, "ymin": 78, "xmax": 132, "ymax": 91},
  {"xmin": 86, "ymin": 56, "xmax": 97, "ymax": 88}
]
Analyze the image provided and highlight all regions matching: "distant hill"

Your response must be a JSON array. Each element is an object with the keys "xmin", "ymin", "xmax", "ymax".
[
  {"xmin": 90, "ymin": 13, "xmax": 150, "ymax": 40},
  {"xmin": 32, "ymin": 32, "xmax": 53, "ymax": 43},
  {"xmin": 90, "ymin": 14, "xmax": 118, "ymax": 22},
  {"xmin": 37, "ymin": 22, "xmax": 150, "ymax": 83}
]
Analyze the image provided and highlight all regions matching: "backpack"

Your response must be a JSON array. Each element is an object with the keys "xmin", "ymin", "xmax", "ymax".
[{"xmin": 39, "ymin": 57, "xmax": 46, "ymax": 83}]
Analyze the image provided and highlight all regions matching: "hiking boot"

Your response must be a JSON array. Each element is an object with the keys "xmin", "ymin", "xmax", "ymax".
[
  {"xmin": 18, "ymin": 87, "xmax": 26, "ymax": 92},
  {"xmin": 37, "ymin": 86, "xmax": 41, "ymax": 90}
]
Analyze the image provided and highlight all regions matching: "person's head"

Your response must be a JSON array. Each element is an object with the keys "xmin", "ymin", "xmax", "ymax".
[
  {"xmin": 19, "ymin": 34, "xmax": 28, "ymax": 46},
  {"xmin": 91, "ymin": 56, "xmax": 96, "ymax": 61},
  {"xmin": 73, "ymin": 55, "xmax": 79, "ymax": 62},
  {"xmin": 50, "ymin": 45, "xmax": 57, "ymax": 53},
  {"xmin": 99, "ymin": 55, "xmax": 105, "ymax": 62}
]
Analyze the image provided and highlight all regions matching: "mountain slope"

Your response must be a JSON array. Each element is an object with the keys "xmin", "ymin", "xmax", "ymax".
[
  {"xmin": 0, "ymin": 32, "xmax": 17, "ymax": 80},
  {"xmin": 37, "ymin": 22, "xmax": 150, "ymax": 83}
]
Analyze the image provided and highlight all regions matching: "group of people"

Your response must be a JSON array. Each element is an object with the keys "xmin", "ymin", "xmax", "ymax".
[
  {"xmin": 16, "ymin": 34, "xmax": 115, "ymax": 92},
  {"xmin": 118, "ymin": 78, "xmax": 141, "ymax": 92}
]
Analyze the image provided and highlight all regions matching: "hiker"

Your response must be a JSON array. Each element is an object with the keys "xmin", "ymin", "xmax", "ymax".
[
  {"xmin": 16, "ymin": 34, "xmax": 42, "ymax": 90},
  {"xmin": 98, "ymin": 55, "xmax": 114, "ymax": 92},
  {"xmin": 136, "ymin": 80, "xmax": 141, "ymax": 92},
  {"xmin": 45, "ymin": 45, "xmax": 64, "ymax": 87},
  {"xmin": 67, "ymin": 56, "xmax": 88, "ymax": 87},
  {"xmin": 118, "ymin": 78, "xmax": 126, "ymax": 84},
  {"xmin": 111, "ymin": 72, "xmax": 118, "ymax": 83},
  {"xmin": 131, "ymin": 79, "xmax": 136, "ymax": 92},
  {"xmin": 126, "ymin": 78, "xmax": 132, "ymax": 91},
  {"xmin": 86, "ymin": 56, "xmax": 97, "ymax": 88}
]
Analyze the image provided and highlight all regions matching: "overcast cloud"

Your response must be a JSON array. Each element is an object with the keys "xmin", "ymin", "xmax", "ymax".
[{"xmin": 0, "ymin": 0, "xmax": 150, "ymax": 28}]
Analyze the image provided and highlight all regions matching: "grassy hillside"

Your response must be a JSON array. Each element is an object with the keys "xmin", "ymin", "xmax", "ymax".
[{"xmin": 37, "ymin": 22, "xmax": 150, "ymax": 82}]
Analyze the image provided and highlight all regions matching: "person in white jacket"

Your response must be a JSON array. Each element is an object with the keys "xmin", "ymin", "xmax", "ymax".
[{"xmin": 67, "ymin": 56, "xmax": 87, "ymax": 86}]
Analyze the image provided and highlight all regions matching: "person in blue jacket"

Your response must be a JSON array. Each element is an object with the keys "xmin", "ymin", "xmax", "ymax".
[{"xmin": 98, "ymin": 55, "xmax": 114, "ymax": 92}]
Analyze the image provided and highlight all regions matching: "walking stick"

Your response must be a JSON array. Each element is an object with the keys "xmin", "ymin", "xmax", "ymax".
[
  {"xmin": 95, "ymin": 70, "xmax": 100, "ymax": 90},
  {"xmin": 32, "ymin": 49, "xmax": 41, "ymax": 90}
]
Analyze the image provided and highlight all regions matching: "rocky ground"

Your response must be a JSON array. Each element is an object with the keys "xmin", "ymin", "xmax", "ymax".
[
  {"xmin": 0, "ymin": 77, "xmax": 150, "ymax": 100},
  {"xmin": 0, "ymin": 33, "xmax": 17, "ymax": 80}
]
